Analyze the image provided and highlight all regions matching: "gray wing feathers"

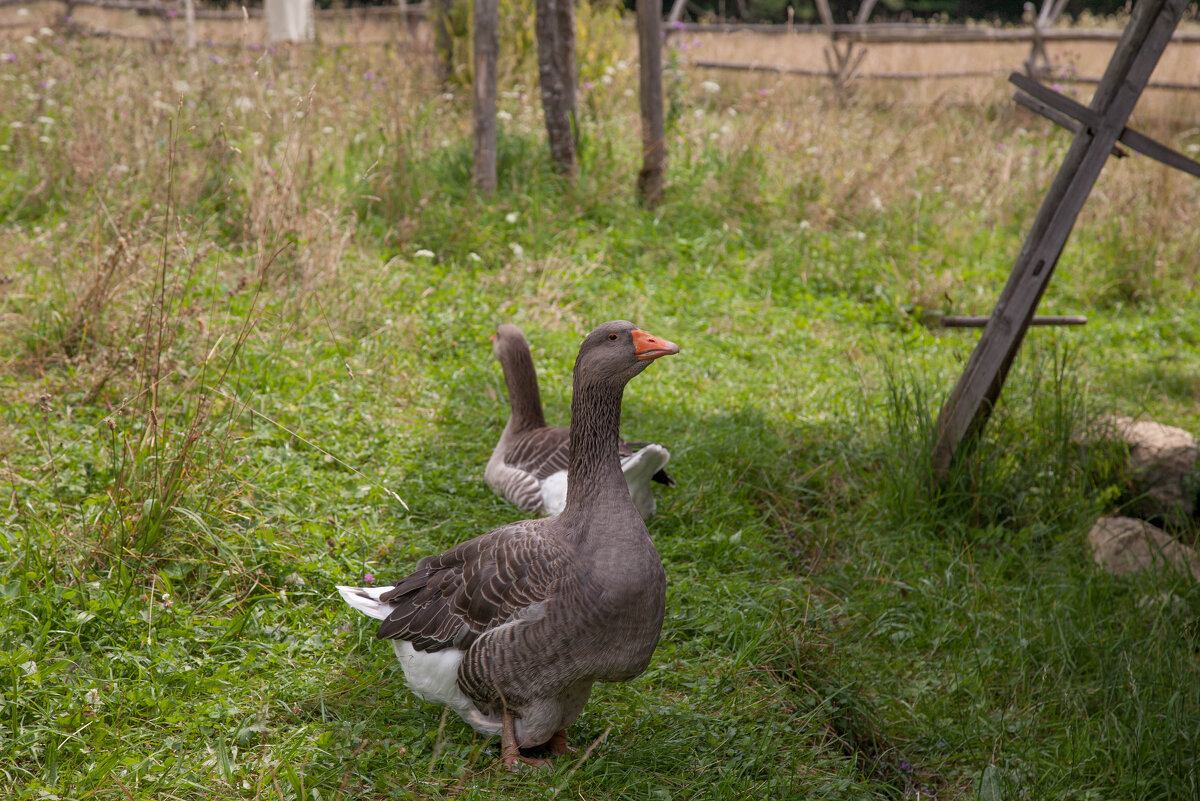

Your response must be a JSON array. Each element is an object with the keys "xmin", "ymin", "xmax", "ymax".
[
  {"xmin": 503, "ymin": 426, "xmax": 571, "ymax": 481},
  {"xmin": 375, "ymin": 521, "xmax": 564, "ymax": 653}
]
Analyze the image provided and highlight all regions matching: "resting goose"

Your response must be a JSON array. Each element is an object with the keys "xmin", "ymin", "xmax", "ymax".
[
  {"xmin": 338, "ymin": 321, "xmax": 679, "ymax": 771},
  {"xmin": 485, "ymin": 323, "xmax": 674, "ymax": 520}
]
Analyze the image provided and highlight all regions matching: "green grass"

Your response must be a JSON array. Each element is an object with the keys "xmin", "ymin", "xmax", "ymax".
[{"xmin": 2, "ymin": 28, "xmax": 1200, "ymax": 800}]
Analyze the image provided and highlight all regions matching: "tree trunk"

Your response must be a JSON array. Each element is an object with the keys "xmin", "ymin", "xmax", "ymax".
[
  {"xmin": 536, "ymin": 0, "xmax": 577, "ymax": 175},
  {"xmin": 473, "ymin": 0, "xmax": 498, "ymax": 193},
  {"xmin": 636, "ymin": 0, "xmax": 665, "ymax": 205},
  {"xmin": 432, "ymin": 0, "xmax": 455, "ymax": 85}
]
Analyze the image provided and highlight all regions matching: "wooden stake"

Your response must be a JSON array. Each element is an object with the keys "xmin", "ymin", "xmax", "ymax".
[
  {"xmin": 636, "ymin": 0, "xmax": 665, "ymax": 206},
  {"xmin": 473, "ymin": 0, "xmax": 498, "ymax": 194}
]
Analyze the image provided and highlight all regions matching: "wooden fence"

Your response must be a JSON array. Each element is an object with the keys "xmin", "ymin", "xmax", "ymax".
[{"xmin": 668, "ymin": 20, "xmax": 1200, "ymax": 96}]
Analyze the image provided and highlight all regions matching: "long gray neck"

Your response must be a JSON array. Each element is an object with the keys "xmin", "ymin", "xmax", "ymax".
[
  {"xmin": 500, "ymin": 340, "xmax": 547, "ymax": 433},
  {"xmin": 562, "ymin": 373, "xmax": 626, "ymax": 515}
]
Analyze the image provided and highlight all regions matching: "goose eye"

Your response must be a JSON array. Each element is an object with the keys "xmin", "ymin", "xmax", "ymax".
[{"xmin": 607, "ymin": 333, "xmax": 618, "ymax": 341}]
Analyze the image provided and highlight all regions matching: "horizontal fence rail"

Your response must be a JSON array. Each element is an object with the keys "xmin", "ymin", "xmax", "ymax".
[{"xmin": 668, "ymin": 20, "xmax": 1200, "ymax": 44}]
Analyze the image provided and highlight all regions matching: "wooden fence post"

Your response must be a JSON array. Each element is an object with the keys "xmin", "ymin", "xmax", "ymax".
[
  {"xmin": 636, "ymin": 0, "xmax": 664, "ymax": 205},
  {"xmin": 536, "ymin": 0, "xmax": 576, "ymax": 175},
  {"xmin": 473, "ymin": 0, "xmax": 498, "ymax": 194},
  {"xmin": 433, "ymin": 0, "xmax": 455, "ymax": 85}
]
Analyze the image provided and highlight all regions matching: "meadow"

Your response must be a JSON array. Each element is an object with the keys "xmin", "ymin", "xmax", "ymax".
[{"xmin": 2, "ymin": 15, "xmax": 1200, "ymax": 800}]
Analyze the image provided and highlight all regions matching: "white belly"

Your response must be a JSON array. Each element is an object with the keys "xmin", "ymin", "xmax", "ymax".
[{"xmin": 392, "ymin": 641, "xmax": 502, "ymax": 736}]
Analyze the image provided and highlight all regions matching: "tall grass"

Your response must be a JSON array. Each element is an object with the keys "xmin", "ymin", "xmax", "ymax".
[{"xmin": 1, "ymin": 27, "xmax": 1199, "ymax": 800}]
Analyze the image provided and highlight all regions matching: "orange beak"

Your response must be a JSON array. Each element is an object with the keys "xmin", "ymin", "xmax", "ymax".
[{"xmin": 631, "ymin": 329, "xmax": 680, "ymax": 361}]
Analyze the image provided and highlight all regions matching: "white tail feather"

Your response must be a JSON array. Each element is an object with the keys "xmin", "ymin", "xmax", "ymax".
[
  {"xmin": 336, "ymin": 584, "xmax": 394, "ymax": 620},
  {"xmin": 621, "ymin": 444, "xmax": 670, "ymax": 485}
]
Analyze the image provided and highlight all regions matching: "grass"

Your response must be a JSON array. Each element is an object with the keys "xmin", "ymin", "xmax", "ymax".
[{"xmin": 2, "ymin": 21, "xmax": 1200, "ymax": 801}]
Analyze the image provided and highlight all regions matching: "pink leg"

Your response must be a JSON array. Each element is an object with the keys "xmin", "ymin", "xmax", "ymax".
[
  {"xmin": 547, "ymin": 728, "xmax": 577, "ymax": 756},
  {"xmin": 501, "ymin": 710, "xmax": 552, "ymax": 772}
]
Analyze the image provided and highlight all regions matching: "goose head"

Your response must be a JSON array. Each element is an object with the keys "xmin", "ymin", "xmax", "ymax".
[{"xmin": 573, "ymin": 320, "xmax": 680, "ymax": 389}]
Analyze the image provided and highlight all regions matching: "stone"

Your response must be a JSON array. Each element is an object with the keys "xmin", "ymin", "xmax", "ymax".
[
  {"xmin": 1087, "ymin": 516, "xmax": 1200, "ymax": 582},
  {"xmin": 1086, "ymin": 414, "xmax": 1199, "ymax": 531}
]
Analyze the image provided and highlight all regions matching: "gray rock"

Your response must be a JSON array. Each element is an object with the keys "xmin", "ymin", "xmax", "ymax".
[
  {"xmin": 1087, "ymin": 415, "xmax": 1199, "ymax": 530},
  {"xmin": 1088, "ymin": 516, "xmax": 1200, "ymax": 582}
]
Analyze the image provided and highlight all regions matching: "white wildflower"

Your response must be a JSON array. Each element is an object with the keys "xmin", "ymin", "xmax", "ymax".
[
  {"xmin": 869, "ymin": 193, "xmax": 884, "ymax": 212},
  {"xmin": 601, "ymin": 75, "xmax": 613, "ymax": 85},
  {"xmin": 9, "ymin": 121, "xmax": 23, "ymax": 128},
  {"xmin": 505, "ymin": 212, "xmax": 519, "ymax": 224},
  {"xmin": 414, "ymin": 249, "xmax": 435, "ymax": 258},
  {"xmin": 496, "ymin": 110, "xmax": 512, "ymax": 122},
  {"xmin": 799, "ymin": 220, "xmax": 811, "ymax": 230},
  {"xmin": 152, "ymin": 100, "xmax": 174, "ymax": 113},
  {"xmin": 23, "ymin": 36, "xmax": 36, "ymax": 45},
  {"xmin": 467, "ymin": 252, "xmax": 482, "ymax": 263},
  {"xmin": 38, "ymin": 26, "xmax": 52, "ymax": 36},
  {"xmin": 700, "ymin": 80, "xmax": 720, "ymax": 94},
  {"xmin": 509, "ymin": 243, "xmax": 524, "ymax": 258},
  {"xmin": 17, "ymin": 8, "xmax": 30, "ymax": 16},
  {"xmin": 805, "ymin": 146, "xmax": 820, "ymax": 156},
  {"xmin": 173, "ymin": 80, "xmax": 192, "ymax": 94},
  {"xmin": 37, "ymin": 135, "xmax": 49, "ymax": 144},
  {"xmin": 36, "ymin": 115, "xmax": 53, "ymax": 125},
  {"xmin": 321, "ymin": 126, "xmax": 334, "ymax": 135},
  {"xmin": 616, "ymin": 60, "xmax": 629, "ymax": 71},
  {"xmin": 234, "ymin": 96, "xmax": 254, "ymax": 112}
]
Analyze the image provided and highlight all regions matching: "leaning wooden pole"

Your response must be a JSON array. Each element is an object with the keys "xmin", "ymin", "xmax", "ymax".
[
  {"xmin": 636, "ymin": 0, "xmax": 665, "ymax": 205},
  {"xmin": 931, "ymin": 0, "xmax": 1189, "ymax": 478},
  {"xmin": 473, "ymin": 0, "xmax": 499, "ymax": 193}
]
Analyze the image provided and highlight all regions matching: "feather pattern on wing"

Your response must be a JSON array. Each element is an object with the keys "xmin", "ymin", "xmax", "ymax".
[{"xmin": 374, "ymin": 519, "xmax": 568, "ymax": 653}]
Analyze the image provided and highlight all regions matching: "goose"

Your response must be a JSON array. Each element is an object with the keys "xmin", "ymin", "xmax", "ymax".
[
  {"xmin": 485, "ymin": 323, "xmax": 673, "ymax": 520},
  {"xmin": 338, "ymin": 321, "xmax": 679, "ymax": 771}
]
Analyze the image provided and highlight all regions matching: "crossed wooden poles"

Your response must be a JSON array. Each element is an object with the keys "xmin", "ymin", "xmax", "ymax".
[{"xmin": 932, "ymin": 0, "xmax": 1200, "ymax": 478}]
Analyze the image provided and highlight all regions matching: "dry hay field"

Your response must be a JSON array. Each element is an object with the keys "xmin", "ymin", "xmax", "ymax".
[{"xmin": 3, "ymin": 2, "xmax": 1199, "ymax": 122}]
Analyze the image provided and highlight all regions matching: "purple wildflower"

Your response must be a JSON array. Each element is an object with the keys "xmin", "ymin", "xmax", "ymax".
[
  {"xmin": 2, "ymin": 53, "xmax": 16, "ymax": 63},
  {"xmin": 363, "ymin": 573, "xmax": 375, "ymax": 585}
]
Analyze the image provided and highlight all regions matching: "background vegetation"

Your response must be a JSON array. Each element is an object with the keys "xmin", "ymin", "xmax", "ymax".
[{"xmin": 1, "ymin": 14, "xmax": 1199, "ymax": 800}]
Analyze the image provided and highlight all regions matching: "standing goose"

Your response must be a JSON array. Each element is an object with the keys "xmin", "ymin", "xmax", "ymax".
[
  {"xmin": 485, "ymin": 323, "xmax": 673, "ymax": 520},
  {"xmin": 338, "ymin": 321, "xmax": 679, "ymax": 771}
]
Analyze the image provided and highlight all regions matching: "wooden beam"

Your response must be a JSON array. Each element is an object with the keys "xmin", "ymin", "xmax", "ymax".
[
  {"xmin": 1011, "ymin": 72, "xmax": 1200, "ymax": 178},
  {"xmin": 931, "ymin": 0, "xmax": 1190, "ymax": 478},
  {"xmin": 939, "ymin": 315, "xmax": 1086, "ymax": 328},
  {"xmin": 1013, "ymin": 92, "xmax": 1128, "ymax": 158}
]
